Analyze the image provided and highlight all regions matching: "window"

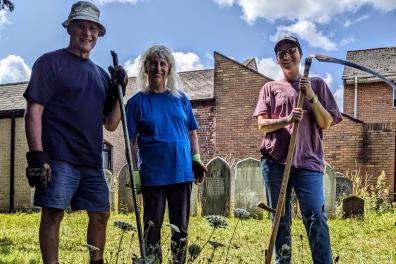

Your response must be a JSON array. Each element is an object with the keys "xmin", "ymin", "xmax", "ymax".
[
  {"xmin": 393, "ymin": 85, "xmax": 396, "ymax": 108},
  {"xmin": 102, "ymin": 142, "xmax": 112, "ymax": 171}
]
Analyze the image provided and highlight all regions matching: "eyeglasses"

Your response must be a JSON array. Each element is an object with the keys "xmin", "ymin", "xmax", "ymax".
[{"xmin": 276, "ymin": 47, "xmax": 298, "ymax": 58}]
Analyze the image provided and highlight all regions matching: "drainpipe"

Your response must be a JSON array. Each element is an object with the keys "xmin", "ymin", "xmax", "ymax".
[
  {"xmin": 9, "ymin": 115, "xmax": 15, "ymax": 213},
  {"xmin": 353, "ymin": 76, "xmax": 358, "ymax": 119}
]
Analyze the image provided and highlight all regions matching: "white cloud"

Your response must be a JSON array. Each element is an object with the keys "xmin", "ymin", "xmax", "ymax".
[
  {"xmin": 206, "ymin": 52, "xmax": 214, "ymax": 68},
  {"xmin": 124, "ymin": 51, "xmax": 204, "ymax": 77},
  {"xmin": 0, "ymin": 10, "xmax": 10, "ymax": 33},
  {"xmin": 333, "ymin": 85, "xmax": 344, "ymax": 111},
  {"xmin": 272, "ymin": 20, "xmax": 337, "ymax": 51},
  {"xmin": 214, "ymin": 0, "xmax": 396, "ymax": 51},
  {"xmin": 0, "ymin": 55, "xmax": 31, "ymax": 84},
  {"xmin": 343, "ymin": 14, "xmax": 369, "ymax": 27},
  {"xmin": 311, "ymin": 72, "xmax": 333, "ymax": 87},
  {"xmin": 213, "ymin": 0, "xmax": 396, "ymax": 25},
  {"xmin": 214, "ymin": 0, "xmax": 234, "ymax": 6},
  {"xmin": 340, "ymin": 36, "xmax": 355, "ymax": 46},
  {"xmin": 124, "ymin": 55, "xmax": 141, "ymax": 77},
  {"xmin": 173, "ymin": 52, "xmax": 204, "ymax": 72},
  {"xmin": 256, "ymin": 57, "xmax": 282, "ymax": 80},
  {"xmin": 93, "ymin": 0, "xmax": 140, "ymax": 5}
]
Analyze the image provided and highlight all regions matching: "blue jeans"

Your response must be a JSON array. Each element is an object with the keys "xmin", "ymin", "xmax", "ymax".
[
  {"xmin": 34, "ymin": 160, "xmax": 110, "ymax": 211},
  {"xmin": 261, "ymin": 159, "xmax": 332, "ymax": 264}
]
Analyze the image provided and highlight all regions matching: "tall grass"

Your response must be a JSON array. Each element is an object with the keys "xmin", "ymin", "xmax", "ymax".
[{"xmin": 0, "ymin": 211, "xmax": 395, "ymax": 263}]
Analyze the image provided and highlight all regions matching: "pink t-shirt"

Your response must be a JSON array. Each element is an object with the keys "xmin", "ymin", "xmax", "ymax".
[{"xmin": 253, "ymin": 77, "xmax": 342, "ymax": 172}]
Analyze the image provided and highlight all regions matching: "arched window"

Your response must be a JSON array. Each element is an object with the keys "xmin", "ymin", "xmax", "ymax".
[{"xmin": 102, "ymin": 141, "xmax": 112, "ymax": 171}]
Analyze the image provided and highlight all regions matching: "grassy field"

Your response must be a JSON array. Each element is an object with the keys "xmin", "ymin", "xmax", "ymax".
[{"xmin": 0, "ymin": 211, "xmax": 395, "ymax": 264}]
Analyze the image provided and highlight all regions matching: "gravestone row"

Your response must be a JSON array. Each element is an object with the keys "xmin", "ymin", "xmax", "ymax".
[{"xmin": 114, "ymin": 158, "xmax": 352, "ymax": 218}]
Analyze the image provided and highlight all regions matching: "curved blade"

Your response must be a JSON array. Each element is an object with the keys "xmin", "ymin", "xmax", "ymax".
[{"xmin": 309, "ymin": 54, "xmax": 396, "ymax": 89}]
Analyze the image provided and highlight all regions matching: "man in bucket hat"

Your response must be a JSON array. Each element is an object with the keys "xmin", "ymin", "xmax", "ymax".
[{"xmin": 23, "ymin": 1, "xmax": 128, "ymax": 263}]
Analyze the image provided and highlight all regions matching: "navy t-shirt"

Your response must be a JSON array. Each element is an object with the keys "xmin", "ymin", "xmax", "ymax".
[
  {"xmin": 126, "ymin": 90, "xmax": 198, "ymax": 186},
  {"xmin": 24, "ymin": 49, "xmax": 111, "ymax": 168}
]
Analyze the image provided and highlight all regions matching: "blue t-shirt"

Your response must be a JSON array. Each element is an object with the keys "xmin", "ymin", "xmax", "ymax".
[
  {"xmin": 126, "ymin": 90, "xmax": 198, "ymax": 186},
  {"xmin": 24, "ymin": 49, "xmax": 111, "ymax": 168}
]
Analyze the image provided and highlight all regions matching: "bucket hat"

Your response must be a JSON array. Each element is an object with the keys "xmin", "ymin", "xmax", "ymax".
[{"xmin": 62, "ymin": 1, "xmax": 106, "ymax": 36}]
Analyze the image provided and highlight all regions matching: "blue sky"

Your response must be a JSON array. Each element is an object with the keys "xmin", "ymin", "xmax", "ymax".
[{"xmin": 1, "ymin": 0, "xmax": 396, "ymax": 110}]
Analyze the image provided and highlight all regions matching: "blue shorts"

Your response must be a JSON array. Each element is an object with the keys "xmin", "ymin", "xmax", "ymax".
[{"xmin": 34, "ymin": 160, "xmax": 110, "ymax": 211}]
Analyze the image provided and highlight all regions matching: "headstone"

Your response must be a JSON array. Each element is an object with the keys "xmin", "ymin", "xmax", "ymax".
[
  {"xmin": 323, "ymin": 162, "xmax": 336, "ymax": 218},
  {"xmin": 234, "ymin": 158, "xmax": 266, "ymax": 219},
  {"xmin": 190, "ymin": 184, "xmax": 199, "ymax": 216},
  {"xmin": 118, "ymin": 164, "xmax": 142, "ymax": 212},
  {"xmin": 201, "ymin": 157, "xmax": 231, "ymax": 216},
  {"xmin": 336, "ymin": 175, "xmax": 353, "ymax": 200},
  {"xmin": 104, "ymin": 169, "xmax": 118, "ymax": 212},
  {"xmin": 342, "ymin": 195, "xmax": 364, "ymax": 220}
]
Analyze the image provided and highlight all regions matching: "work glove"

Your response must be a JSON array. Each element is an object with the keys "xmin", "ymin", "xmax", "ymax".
[
  {"xmin": 26, "ymin": 151, "xmax": 51, "ymax": 189},
  {"xmin": 108, "ymin": 65, "xmax": 128, "ymax": 97},
  {"xmin": 192, "ymin": 154, "xmax": 207, "ymax": 185}
]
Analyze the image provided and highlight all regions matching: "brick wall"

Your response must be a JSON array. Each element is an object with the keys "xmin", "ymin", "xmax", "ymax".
[
  {"xmin": 0, "ymin": 119, "xmax": 11, "ymax": 210},
  {"xmin": 344, "ymin": 82, "xmax": 396, "ymax": 123},
  {"xmin": 191, "ymin": 100, "xmax": 216, "ymax": 164},
  {"xmin": 323, "ymin": 114, "xmax": 364, "ymax": 173},
  {"xmin": 213, "ymin": 52, "xmax": 271, "ymax": 160},
  {"xmin": 324, "ymin": 116, "xmax": 396, "ymax": 198},
  {"xmin": 0, "ymin": 117, "xmax": 31, "ymax": 211}
]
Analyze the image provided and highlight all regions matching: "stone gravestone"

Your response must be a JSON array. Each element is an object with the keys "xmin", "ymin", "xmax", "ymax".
[
  {"xmin": 118, "ymin": 164, "xmax": 142, "ymax": 212},
  {"xmin": 234, "ymin": 158, "xmax": 266, "ymax": 219},
  {"xmin": 336, "ymin": 175, "xmax": 353, "ymax": 200},
  {"xmin": 342, "ymin": 195, "xmax": 364, "ymax": 220},
  {"xmin": 190, "ymin": 184, "xmax": 199, "ymax": 216},
  {"xmin": 323, "ymin": 162, "xmax": 337, "ymax": 218},
  {"xmin": 201, "ymin": 157, "xmax": 231, "ymax": 216},
  {"xmin": 104, "ymin": 169, "xmax": 118, "ymax": 213}
]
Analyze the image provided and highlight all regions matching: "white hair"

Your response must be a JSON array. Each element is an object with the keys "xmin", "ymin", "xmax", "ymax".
[{"xmin": 136, "ymin": 44, "xmax": 183, "ymax": 97}]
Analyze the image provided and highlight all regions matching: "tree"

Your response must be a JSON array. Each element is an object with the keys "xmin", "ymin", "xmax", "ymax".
[{"xmin": 0, "ymin": 0, "xmax": 14, "ymax": 11}]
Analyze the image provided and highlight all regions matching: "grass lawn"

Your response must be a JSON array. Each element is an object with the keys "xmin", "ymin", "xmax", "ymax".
[{"xmin": 0, "ymin": 211, "xmax": 395, "ymax": 263}]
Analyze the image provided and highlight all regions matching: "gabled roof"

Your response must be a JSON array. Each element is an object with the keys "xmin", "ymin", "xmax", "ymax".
[
  {"xmin": 0, "ymin": 70, "xmax": 214, "ymax": 112},
  {"xmin": 243, "ymin": 58, "xmax": 258, "ymax": 71},
  {"xmin": 125, "ymin": 69, "xmax": 214, "ymax": 101},
  {"xmin": 342, "ymin": 47, "xmax": 396, "ymax": 83},
  {"xmin": 0, "ymin": 82, "xmax": 28, "ymax": 112}
]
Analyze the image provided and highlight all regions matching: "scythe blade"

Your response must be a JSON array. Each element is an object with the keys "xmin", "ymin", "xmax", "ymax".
[{"xmin": 309, "ymin": 54, "xmax": 396, "ymax": 89}]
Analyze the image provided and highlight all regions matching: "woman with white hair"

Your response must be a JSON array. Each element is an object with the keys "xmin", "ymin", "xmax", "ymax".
[{"xmin": 126, "ymin": 44, "xmax": 207, "ymax": 263}]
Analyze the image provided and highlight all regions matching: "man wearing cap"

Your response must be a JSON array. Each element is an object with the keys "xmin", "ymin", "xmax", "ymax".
[
  {"xmin": 23, "ymin": 1, "xmax": 127, "ymax": 264},
  {"xmin": 253, "ymin": 36, "xmax": 342, "ymax": 263}
]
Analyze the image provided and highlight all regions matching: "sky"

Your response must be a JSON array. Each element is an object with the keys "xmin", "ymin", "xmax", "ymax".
[{"xmin": 1, "ymin": 0, "xmax": 396, "ymax": 111}]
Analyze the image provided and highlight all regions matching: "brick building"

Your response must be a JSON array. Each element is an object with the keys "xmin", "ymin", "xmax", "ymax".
[
  {"xmin": 323, "ymin": 47, "xmax": 396, "ymax": 198},
  {"xmin": 1, "ymin": 48, "xmax": 395, "ymax": 211}
]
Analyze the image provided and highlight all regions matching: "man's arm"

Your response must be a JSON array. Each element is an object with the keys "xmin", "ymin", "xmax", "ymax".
[
  {"xmin": 103, "ymin": 100, "xmax": 122, "ymax": 131},
  {"xmin": 25, "ymin": 99, "xmax": 44, "ymax": 151},
  {"xmin": 257, "ymin": 109, "xmax": 303, "ymax": 133},
  {"xmin": 300, "ymin": 77, "xmax": 333, "ymax": 129}
]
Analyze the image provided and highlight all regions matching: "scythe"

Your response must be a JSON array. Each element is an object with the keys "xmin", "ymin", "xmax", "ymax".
[{"xmin": 263, "ymin": 54, "xmax": 395, "ymax": 264}]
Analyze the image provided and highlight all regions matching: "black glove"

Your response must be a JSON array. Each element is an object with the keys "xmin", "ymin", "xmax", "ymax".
[
  {"xmin": 26, "ymin": 151, "xmax": 51, "ymax": 189},
  {"xmin": 108, "ymin": 65, "xmax": 128, "ymax": 97}
]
